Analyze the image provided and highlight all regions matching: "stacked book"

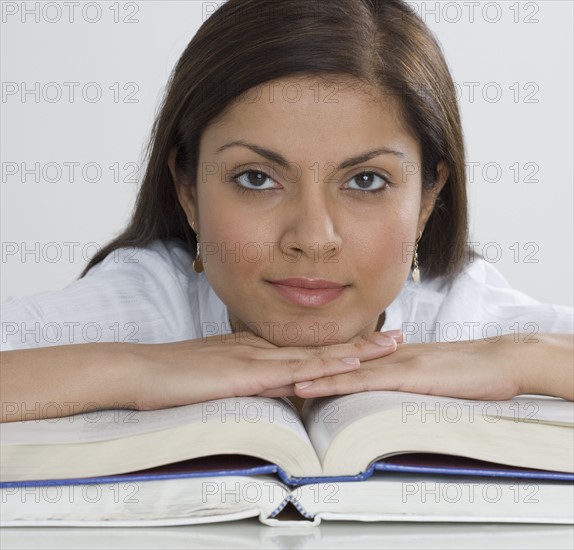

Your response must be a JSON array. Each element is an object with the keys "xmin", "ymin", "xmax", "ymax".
[{"xmin": 1, "ymin": 391, "xmax": 572, "ymax": 526}]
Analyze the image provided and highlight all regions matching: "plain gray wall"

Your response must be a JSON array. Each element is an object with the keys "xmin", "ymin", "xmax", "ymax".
[{"xmin": 1, "ymin": 0, "xmax": 572, "ymax": 307}]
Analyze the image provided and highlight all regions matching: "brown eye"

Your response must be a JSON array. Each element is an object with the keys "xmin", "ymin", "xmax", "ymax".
[
  {"xmin": 234, "ymin": 170, "xmax": 277, "ymax": 190},
  {"xmin": 346, "ymin": 172, "xmax": 390, "ymax": 192}
]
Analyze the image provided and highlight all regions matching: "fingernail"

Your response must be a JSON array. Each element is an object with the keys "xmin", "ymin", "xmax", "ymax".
[
  {"xmin": 385, "ymin": 329, "xmax": 403, "ymax": 339},
  {"xmin": 372, "ymin": 333, "xmax": 395, "ymax": 346},
  {"xmin": 295, "ymin": 381, "xmax": 313, "ymax": 389},
  {"xmin": 340, "ymin": 357, "xmax": 360, "ymax": 366}
]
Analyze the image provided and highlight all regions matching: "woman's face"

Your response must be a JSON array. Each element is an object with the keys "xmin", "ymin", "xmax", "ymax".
[{"xmin": 173, "ymin": 76, "xmax": 446, "ymax": 346}]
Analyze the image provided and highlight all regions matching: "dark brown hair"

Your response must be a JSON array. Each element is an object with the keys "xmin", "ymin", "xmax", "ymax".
[{"xmin": 80, "ymin": 0, "xmax": 470, "ymax": 281}]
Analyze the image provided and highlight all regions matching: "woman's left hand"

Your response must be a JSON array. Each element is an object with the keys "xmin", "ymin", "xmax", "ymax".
[{"xmin": 293, "ymin": 333, "xmax": 574, "ymax": 401}]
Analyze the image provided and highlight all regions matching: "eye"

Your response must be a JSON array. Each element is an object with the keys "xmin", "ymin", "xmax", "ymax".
[
  {"xmin": 345, "ymin": 171, "xmax": 391, "ymax": 192},
  {"xmin": 234, "ymin": 170, "xmax": 278, "ymax": 191}
]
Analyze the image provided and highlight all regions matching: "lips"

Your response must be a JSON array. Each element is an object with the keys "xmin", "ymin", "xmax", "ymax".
[{"xmin": 266, "ymin": 278, "xmax": 348, "ymax": 307}]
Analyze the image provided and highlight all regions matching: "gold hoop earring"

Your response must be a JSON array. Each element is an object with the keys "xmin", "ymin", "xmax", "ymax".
[
  {"xmin": 191, "ymin": 222, "xmax": 203, "ymax": 273},
  {"xmin": 411, "ymin": 230, "xmax": 422, "ymax": 284}
]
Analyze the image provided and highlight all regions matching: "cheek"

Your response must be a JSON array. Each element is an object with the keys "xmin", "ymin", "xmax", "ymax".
[
  {"xmin": 352, "ymin": 206, "xmax": 418, "ymax": 276},
  {"xmin": 197, "ymin": 190, "xmax": 269, "ymax": 280}
]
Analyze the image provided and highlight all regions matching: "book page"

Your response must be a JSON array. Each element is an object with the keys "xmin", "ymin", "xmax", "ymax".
[
  {"xmin": 495, "ymin": 395, "xmax": 574, "ymax": 427},
  {"xmin": 302, "ymin": 392, "xmax": 405, "ymax": 463},
  {"xmin": 2, "ymin": 474, "xmax": 290, "ymax": 526},
  {"xmin": 1, "ymin": 396, "xmax": 325, "ymax": 482},
  {"xmin": 1, "ymin": 396, "xmax": 308, "ymax": 446},
  {"xmin": 302, "ymin": 391, "xmax": 574, "ymax": 465}
]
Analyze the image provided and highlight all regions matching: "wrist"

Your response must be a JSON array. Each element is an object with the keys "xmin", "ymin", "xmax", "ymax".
[
  {"xmin": 120, "ymin": 342, "xmax": 164, "ymax": 411},
  {"xmin": 512, "ymin": 333, "xmax": 574, "ymax": 399},
  {"xmin": 472, "ymin": 334, "xmax": 523, "ymax": 400},
  {"xmin": 92, "ymin": 342, "xmax": 146, "ymax": 410},
  {"xmin": 492, "ymin": 333, "xmax": 542, "ymax": 397}
]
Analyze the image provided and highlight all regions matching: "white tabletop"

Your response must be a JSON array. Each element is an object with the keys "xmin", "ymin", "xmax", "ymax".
[{"xmin": 2, "ymin": 520, "xmax": 573, "ymax": 549}]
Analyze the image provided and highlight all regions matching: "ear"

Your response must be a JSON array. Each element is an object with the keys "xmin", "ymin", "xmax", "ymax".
[
  {"xmin": 417, "ymin": 161, "xmax": 449, "ymax": 234},
  {"xmin": 169, "ymin": 147, "xmax": 199, "ymax": 228}
]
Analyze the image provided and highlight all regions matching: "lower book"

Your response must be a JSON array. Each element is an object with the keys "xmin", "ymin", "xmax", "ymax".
[
  {"xmin": 1, "ymin": 391, "xmax": 573, "ymax": 526},
  {"xmin": 2, "ymin": 454, "xmax": 573, "ymax": 526}
]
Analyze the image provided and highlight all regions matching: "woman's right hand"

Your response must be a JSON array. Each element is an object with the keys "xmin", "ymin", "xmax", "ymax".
[{"xmin": 132, "ymin": 329, "xmax": 402, "ymax": 411}]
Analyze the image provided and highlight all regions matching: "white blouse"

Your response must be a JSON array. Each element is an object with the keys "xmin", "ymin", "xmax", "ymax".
[{"xmin": 1, "ymin": 238, "xmax": 572, "ymax": 351}]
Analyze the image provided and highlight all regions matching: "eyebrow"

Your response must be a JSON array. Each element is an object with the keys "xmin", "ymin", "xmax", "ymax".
[{"xmin": 215, "ymin": 140, "xmax": 405, "ymax": 169}]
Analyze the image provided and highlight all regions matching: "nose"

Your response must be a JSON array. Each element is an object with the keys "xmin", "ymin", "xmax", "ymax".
[{"xmin": 279, "ymin": 181, "xmax": 343, "ymax": 263}]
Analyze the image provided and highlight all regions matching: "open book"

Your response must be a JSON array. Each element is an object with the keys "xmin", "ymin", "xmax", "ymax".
[{"xmin": 1, "ymin": 391, "xmax": 573, "ymax": 525}]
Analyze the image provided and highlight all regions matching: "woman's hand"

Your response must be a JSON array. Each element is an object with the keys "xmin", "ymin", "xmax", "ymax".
[
  {"xmin": 293, "ymin": 333, "xmax": 574, "ymax": 401},
  {"xmin": 0, "ymin": 327, "xmax": 403, "ymax": 422},
  {"xmin": 132, "ymin": 329, "xmax": 403, "ymax": 411}
]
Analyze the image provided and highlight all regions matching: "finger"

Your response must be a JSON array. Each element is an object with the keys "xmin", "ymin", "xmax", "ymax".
[
  {"xmin": 382, "ymin": 329, "xmax": 404, "ymax": 344},
  {"xmin": 345, "ymin": 329, "xmax": 403, "ymax": 346},
  {"xmin": 247, "ymin": 356, "xmax": 361, "ymax": 393},
  {"xmin": 202, "ymin": 330, "xmax": 278, "ymax": 349},
  {"xmin": 253, "ymin": 332, "xmax": 398, "ymax": 363},
  {"xmin": 257, "ymin": 385, "xmax": 295, "ymax": 397},
  {"xmin": 343, "ymin": 331, "xmax": 399, "ymax": 360},
  {"xmin": 293, "ymin": 366, "xmax": 398, "ymax": 398}
]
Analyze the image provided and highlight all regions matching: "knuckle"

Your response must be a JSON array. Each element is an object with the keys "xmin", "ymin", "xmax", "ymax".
[
  {"xmin": 350, "ymin": 335, "xmax": 370, "ymax": 350},
  {"xmin": 316, "ymin": 357, "xmax": 333, "ymax": 377},
  {"xmin": 352, "ymin": 368, "xmax": 371, "ymax": 392},
  {"xmin": 283, "ymin": 358, "xmax": 305, "ymax": 373},
  {"xmin": 304, "ymin": 345, "xmax": 327, "ymax": 357},
  {"xmin": 325, "ymin": 375, "xmax": 338, "ymax": 387}
]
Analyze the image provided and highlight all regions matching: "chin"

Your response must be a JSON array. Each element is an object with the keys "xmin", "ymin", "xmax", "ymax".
[
  {"xmin": 257, "ymin": 321, "xmax": 361, "ymax": 348},
  {"xmin": 231, "ymin": 309, "xmax": 373, "ymax": 347}
]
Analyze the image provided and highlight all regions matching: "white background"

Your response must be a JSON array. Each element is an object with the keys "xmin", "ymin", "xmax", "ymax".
[
  {"xmin": 0, "ymin": 3, "xmax": 573, "ymax": 548},
  {"xmin": 1, "ymin": 0, "xmax": 573, "ymax": 307}
]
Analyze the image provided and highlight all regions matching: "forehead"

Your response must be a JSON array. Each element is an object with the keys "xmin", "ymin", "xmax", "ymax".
[{"xmin": 201, "ymin": 75, "xmax": 419, "ymax": 160}]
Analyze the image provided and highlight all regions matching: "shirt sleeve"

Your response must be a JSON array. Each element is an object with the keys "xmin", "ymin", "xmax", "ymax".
[
  {"xmin": 438, "ymin": 259, "xmax": 574, "ymax": 342},
  {"xmin": 427, "ymin": 258, "xmax": 574, "ymax": 342},
  {"xmin": 0, "ymin": 239, "xmax": 209, "ymax": 351}
]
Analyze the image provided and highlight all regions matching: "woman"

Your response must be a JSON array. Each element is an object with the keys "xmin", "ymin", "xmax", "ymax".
[{"xmin": 2, "ymin": 0, "xmax": 572, "ymax": 423}]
